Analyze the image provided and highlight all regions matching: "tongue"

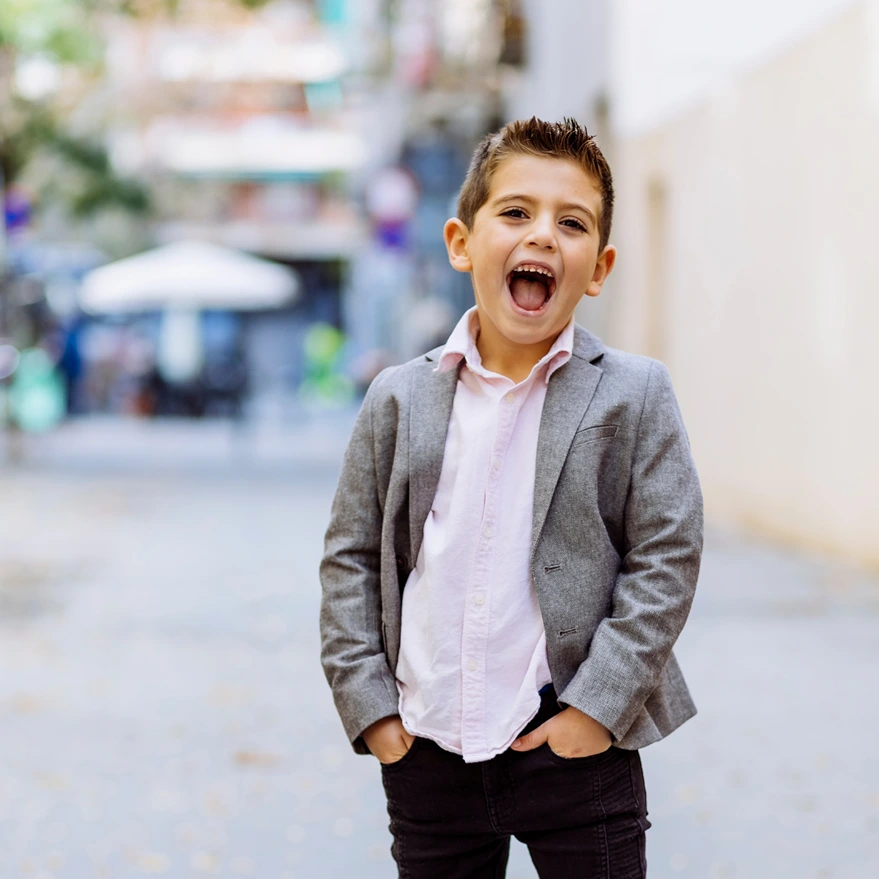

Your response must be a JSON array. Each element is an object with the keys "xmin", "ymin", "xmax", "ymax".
[{"xmin": 510, "ymin": 277, "xmax": 547, "ymax": 311}]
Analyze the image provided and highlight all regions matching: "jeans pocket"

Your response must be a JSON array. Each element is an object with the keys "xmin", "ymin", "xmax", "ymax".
[
  {"xmin": 542, "ymin": 741, "xmax": 614, "ymax": 767},
  {"xmin": 380, "ymin": 736, "xmax": 424, "ymax": 773}
]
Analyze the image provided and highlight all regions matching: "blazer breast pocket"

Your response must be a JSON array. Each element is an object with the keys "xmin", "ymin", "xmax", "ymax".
[{"xmin": 569, "ymin": 424, "xmax": 619, "ymax": 449}]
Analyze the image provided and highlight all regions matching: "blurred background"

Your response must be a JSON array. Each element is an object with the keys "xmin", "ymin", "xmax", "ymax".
[{"xmin": 0, "ymin": 0, "xmax": 877, "ymax": 877}]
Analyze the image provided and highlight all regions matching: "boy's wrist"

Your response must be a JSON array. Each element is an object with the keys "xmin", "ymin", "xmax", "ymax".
[
  {"xmin": 362, "ymin": 714, "xmax": 401, "ymax": 745},
  {"xmin": 563, "ymin": 705, "xmax": 609, "ymax": 733}
]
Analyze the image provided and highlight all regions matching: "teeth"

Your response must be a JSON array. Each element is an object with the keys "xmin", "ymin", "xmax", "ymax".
[{"xmin": 515, "ymin": 264, "xmax": 553, "ymax": 278}]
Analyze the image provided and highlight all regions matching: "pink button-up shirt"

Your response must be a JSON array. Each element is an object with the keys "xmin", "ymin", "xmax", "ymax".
[{"xmin": 395, "ymin": 306, "xmax": 575, "ymax": 762}]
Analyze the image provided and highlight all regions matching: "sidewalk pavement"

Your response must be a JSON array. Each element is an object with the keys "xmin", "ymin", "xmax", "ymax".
[{"xmin": 0, "ymin": 416, "xmax": 876, "ymax": 878}]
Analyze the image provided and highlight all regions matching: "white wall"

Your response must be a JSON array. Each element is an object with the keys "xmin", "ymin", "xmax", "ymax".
[
  {"xmin": 610, "ymin": 0, "xmax": 859, "ymax": 135},
  {"xmin": 608, "ymin": 1, "xmax": 879, "ymax": 566},
  {"xmin": 505, "ymin": 0, "xmax": 609, "ymax": 125}
]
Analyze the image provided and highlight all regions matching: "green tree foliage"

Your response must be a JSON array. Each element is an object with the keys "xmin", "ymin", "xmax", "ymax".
[
  {"xmin": 0, "ymin": 0, "xmax": 270, "ymax": 219},
  {"xmin": 0, "ymin": 1, "xmax": 153, "ymax": 220},
  {"xmin": 0, "ymin": 0, "xmax": 103, "ymax": 66}
]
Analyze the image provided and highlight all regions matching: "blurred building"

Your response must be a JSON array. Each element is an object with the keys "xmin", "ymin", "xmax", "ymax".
[
  {"xmin": 10, "ymin": 0, "xmax": 873, "ymax": 571},
  {"xmin": 498, "ymin": 0, "xmax": 616, "ymax": 341},
  {"xmin": 606, "ymin": 0, "xmax": 879, "ymax": 566},
  {"xmin": 342, "ymin": 0, "xmax": 507, "ymax": 368},
  {"xmin": 101, "ymin": 0, "xmax": 368, "ymax": 399},
  {"xmin": 342, "ymin": 0, "xmax": 616, "ymax": 363}
]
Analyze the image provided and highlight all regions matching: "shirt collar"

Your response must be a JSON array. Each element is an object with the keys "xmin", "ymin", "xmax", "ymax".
[{"xmin": 435, "ymin": 306, "xmax": 575, "ymax": 384}]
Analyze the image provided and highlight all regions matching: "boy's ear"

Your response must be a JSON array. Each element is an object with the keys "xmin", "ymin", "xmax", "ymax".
[
  {"xmin": 585, "ymin": 244, "xmax": 617, "ymax": 298},
  {"xmin": 443, "ymin": 218, "xmax": 472, "ymax": 273}
]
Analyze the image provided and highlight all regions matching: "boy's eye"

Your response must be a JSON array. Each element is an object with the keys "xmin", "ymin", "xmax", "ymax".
[
  {"xmin": 501, "ymin": 208, "xmax": 527, "ymax": 219},
  {"xmin": 561, "ymin": 218, "xmax": 588, "ymax": 232}
]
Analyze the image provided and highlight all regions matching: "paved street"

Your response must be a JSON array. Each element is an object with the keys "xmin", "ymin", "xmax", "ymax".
[{"xmin": 1, "ymin": 416, "xmax": 877, "ymax": 878}]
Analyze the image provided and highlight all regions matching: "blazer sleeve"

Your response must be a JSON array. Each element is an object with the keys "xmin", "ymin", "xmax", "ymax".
[
  {"xmin": 557, "ymin": 360, "xmax": 704, "ymax": 742},
  {"xmin": 319, "ymin": 369, "xmax": 400, "ymax": 754}
]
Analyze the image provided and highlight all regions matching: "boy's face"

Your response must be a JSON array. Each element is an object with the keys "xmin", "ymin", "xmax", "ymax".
[{"xmin": 444, "ymin": 154, "xmax": 615, "ymax": 354}]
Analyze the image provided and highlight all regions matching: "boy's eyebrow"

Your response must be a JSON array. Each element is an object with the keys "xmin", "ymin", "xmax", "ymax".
[{"xmin": 492, "ymin": 193, "xmax": 597, "ymax": 225}]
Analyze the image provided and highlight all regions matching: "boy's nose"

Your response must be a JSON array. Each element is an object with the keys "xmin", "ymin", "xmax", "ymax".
[{"xmin": 527, "ymin": 218, "xmax": 557, "ymax": 250}]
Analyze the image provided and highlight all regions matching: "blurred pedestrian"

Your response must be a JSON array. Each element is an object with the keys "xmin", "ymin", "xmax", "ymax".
[
  {"xmin": 57, "ymin": 316, "xmax": 85, "ymax": 415},
  {"xmin": 320, "ymin": 118, "xmax": 703, "ymax": 877}
]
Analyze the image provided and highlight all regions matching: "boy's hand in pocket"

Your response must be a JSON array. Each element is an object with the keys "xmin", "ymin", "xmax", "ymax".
[
  {"xmin": 363, "ymin": 715, "xmax": 416, "ymax": 764},
  {"xmin": 511, "ymin": 706, "xmax": 612, "ymax": 758}
]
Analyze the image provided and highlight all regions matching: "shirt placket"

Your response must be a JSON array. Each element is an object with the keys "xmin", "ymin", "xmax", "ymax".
[{"xmin": 460, "ymin": 382, "xmax": 523, "ymax": 759}]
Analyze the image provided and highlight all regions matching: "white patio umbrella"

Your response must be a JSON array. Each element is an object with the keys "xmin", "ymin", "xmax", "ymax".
[{"xmin": 78, "ymin": 240, "xmax": 299, "ymax": 314}]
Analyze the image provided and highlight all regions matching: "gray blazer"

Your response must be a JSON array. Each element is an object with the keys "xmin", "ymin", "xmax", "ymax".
[{"xmin": 320, "ymin": 324, "xmax": 703, "ymax": 755}]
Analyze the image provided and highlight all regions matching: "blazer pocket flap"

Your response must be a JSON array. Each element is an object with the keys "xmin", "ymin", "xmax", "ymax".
[{"xmin": 571, "ymin": 424, "xmax": 619, "ymax": 447}]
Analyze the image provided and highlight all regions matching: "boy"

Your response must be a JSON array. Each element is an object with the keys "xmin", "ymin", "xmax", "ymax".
[{"xmin": 320, "ymin": 117, "xmax": 703, "ymax": 878}]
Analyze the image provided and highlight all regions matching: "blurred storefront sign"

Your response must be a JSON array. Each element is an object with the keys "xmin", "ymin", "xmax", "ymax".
[
  {"xmin": 154, "ymin": 219, "xmax": 365, "ymax": 261},
  {"xmin": 146, "ymin": 123, "xmax": 366, "ymax": 177},
  {"xmin": 157, "ymin": 36, "xmax": 346, "ymax": 84}
]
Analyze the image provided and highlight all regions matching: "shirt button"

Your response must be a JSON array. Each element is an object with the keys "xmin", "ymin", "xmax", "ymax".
[
  {"xmin": 483, "ymin": 525, "xmax": 493, "ymax": 538},
  {"xmin": 466, "ymin": 659, "xmax": 478, "ymax": 671},
  {"xmin": 492, "ymin": 457, "xmax": 500, "ymax": 471},
  {"xmin": 505, "ymin": 393, "xmax": 515, "ymax": 404},
  {"xmin": 473, "ymin": 593, "xmax": 485, "ymax": 606}
]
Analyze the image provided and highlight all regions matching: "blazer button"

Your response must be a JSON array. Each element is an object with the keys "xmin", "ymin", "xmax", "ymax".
[{"xmin": 395, "ymin": 554, "xmax": 409, "ymax": 568}]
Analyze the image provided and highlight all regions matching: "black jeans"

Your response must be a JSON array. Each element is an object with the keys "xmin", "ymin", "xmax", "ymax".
[{"xmin": 380, "ymin": 690, "xmax": 650, "ymax": 878}]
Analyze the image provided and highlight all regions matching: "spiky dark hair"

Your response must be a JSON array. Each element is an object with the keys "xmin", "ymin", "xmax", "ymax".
[{"xmin": 457, "ymin": 116, "xmax": 614, "ymax": 251}]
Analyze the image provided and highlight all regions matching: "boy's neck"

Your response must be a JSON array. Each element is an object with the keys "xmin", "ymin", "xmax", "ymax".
[{"xmin": 474, "ymin": 319, "xmax": 559, "ymax": 384}]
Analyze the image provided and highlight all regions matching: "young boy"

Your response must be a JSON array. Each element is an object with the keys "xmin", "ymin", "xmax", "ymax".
[{"xmin": 320, "ymin": 117, "xmax": 703, "ymax": 878}]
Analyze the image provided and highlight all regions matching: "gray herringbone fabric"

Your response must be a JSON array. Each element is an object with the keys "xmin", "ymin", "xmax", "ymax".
[{"xmin": 320, "ymin": 324, "xmax": 703, "ymax": 755}]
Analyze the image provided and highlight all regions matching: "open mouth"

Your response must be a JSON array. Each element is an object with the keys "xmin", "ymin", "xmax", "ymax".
[{"xmin": 506, "ymin": 263, "xmax": 556, "ymax": 313}]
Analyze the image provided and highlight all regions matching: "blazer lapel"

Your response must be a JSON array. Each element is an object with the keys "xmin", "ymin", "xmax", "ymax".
[
  {"xmin": 531, "ymin": 326, "xmax": 605, "ymax": 557},
  {"xmin": 409, "ymin": 354, "xmax": 458, "ymax": 563}
]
